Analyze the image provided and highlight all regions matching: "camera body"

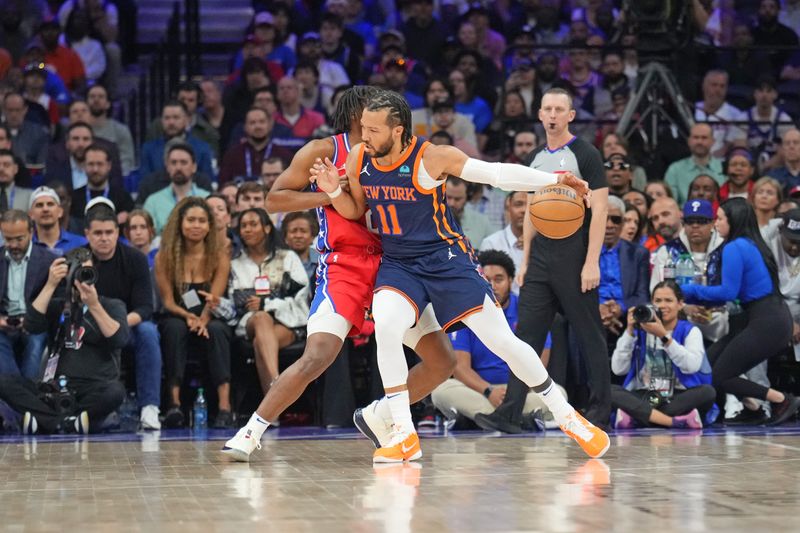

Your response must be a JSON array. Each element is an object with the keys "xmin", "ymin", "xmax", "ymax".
[
  {"xmin": 43, "ymin": 375, "xmax": 76, "ymax": 415},
  {"xmin": 633, "ymin": 304, "xmax": 662, "ymax": 323},
  {"xmin": 64, "ymin": 248, "xmax": 98, "ymax": 289}
]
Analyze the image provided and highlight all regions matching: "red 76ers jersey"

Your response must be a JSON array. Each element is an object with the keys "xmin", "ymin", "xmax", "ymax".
[{"xmin": 310, "ymin": 133, "xmax": 381, "ymax": 254}]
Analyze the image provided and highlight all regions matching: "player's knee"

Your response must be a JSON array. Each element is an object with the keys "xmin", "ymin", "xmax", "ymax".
[
  {"xmin": 372, "ymin": 310, "xmax": 396, "ymax": 330},
  {"xmin": 374, "ymin": 318, "xmax": 405, "ymax": 342},
  {"xmin": 296, "ymin": 348, "xmax": 337, "ymax": 380},
  {"xmin": 417, "ymin": 332, "xmax": 456, "ymax": 375}
]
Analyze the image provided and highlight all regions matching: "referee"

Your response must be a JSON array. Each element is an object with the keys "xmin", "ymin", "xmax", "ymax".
[{"xmin": 475, "ymin": 87, "xmax": 611, "ymax": 431}]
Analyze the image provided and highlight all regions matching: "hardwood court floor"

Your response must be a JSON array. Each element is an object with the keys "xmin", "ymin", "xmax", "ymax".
[{"xmin": 1, "ymin": 425, "xmax": 800, "ymax": 532}]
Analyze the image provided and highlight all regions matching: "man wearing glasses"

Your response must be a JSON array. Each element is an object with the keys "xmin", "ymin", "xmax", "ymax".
[
  {"xmin": 597, "ymin": 195, "xmax": 651, "ymax": 351},
  {"xmin": 604, "ymin": 153, "xmax": 634, "ymax": 197},
  {"xmin": 651, "ymin": 199, "xmax": 727, "ymax": 343}
]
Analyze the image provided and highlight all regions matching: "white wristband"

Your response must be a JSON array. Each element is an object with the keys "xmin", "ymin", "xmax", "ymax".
[{"xmin": 326, "ymin": 185, "xmax": 343, "ymax": 199}]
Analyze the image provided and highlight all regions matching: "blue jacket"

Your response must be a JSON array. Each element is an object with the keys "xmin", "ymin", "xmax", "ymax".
[
  {"xmin": 682, "ymin": 238, "xmax": 774, "ymax": 305},
  {"xmin": 0, "ymin": 243, "xmax": 57, "ymax": 315},
  {"xmin": 618, "ymin": 239, "xmax": 651, "ymax": 311},
  {"xmin": 663, "ymin": 238, "xmax": 724, "ymax": 307},
  {"xmin": 624, "ymin": 319, "xmax": 719, "ymax": 424},
  {"xmin": 140, "ymin": 134, "xmax": 215, "ymax": 180}
]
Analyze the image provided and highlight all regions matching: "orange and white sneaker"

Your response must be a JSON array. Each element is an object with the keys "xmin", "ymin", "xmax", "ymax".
[
  {"xmin": 373, "ymin": 427, "xmax": 422, "ymax": 464},
  {"xmin": 559, "ymin": 410, "xmax": 610, "ymax": 459}
]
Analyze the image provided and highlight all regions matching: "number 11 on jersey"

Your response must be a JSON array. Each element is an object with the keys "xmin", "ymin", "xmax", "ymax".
[{"xmin": 373, "ymin": 204, "xmax": 403, "ymax": 235}]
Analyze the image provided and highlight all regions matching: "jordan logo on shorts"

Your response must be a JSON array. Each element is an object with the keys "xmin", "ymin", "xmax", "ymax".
[{"xmin": 447, "ymin": 248, "xmax": 456, "ymax": 260}]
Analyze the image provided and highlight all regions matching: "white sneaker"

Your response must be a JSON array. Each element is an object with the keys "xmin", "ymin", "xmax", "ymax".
[
  {"xmin": 354, "ymin": 400, "xmax": 392, "ymax": 448},
  {"xmin": 221, "ymin": 426, "xmax": 262, "ymax": 462},
  {"xmin": 22, "ymin": 412, "xmax": 37, "ymax": 435},
  {"xmin": 140, "ymin": 405, "xmax": 161, "ymax": 430},
  {"xmin": 725, "ymin": 393, "xmax": 744, "ymax": 419}
]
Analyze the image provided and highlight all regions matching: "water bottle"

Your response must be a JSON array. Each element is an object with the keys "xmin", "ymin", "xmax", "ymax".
[
  {"xmin": 663, "ymin": 255, "xmax": 676, "ymax": 281},
  {"xmin": 119, "ymin": 392, "xmax": 138, "ymax": 432},
  {"xmin": 675, "ymin": 255, "xmax": 685, "ymax": 285},
  {"xmin": 193, "ymin": 388, "xmax": 208, "ymax": 430},
  {"xmin": 678, "ymin": 255, "xmax": 693, "ymax": 285},
  {"xmin": 693, "ymin": 260, "xmax": 706, "ymax": 285}
]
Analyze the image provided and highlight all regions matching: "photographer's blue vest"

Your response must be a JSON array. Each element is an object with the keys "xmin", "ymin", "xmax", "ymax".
[
  {"xmin": 624, "ymin": 319, "xmax": 720, "ymax": 424},
  {"xmin": 664, "ymin": 239, "xmax": 724, "ymax": 306}
]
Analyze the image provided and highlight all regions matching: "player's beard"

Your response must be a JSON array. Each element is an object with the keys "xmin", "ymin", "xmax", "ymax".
[{"xmin": 368, "ymin": 137, "xmax": 395, "ymax": 159}]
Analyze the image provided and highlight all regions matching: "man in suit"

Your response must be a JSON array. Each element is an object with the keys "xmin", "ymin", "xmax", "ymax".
[
  {"xmin": 0, "ymin": 149, "xmax": 33, "ymax": 214},
  {"xmin": 0, "ymin": 209, "xmax": 56, "ymax": 379},
  {"xmin": 597, "ymin": 194, "xmax": 651, "ymax": 350}
]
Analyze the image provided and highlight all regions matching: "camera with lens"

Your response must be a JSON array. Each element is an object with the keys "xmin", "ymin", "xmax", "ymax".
[
  {"xmin": 633, "ymin": 304, "xmax": 662, "ymax": 323},
  {"xmin": 64, "ymin": 248, "xmax": 98, "ymax": 290},
  {"xmin": 42, "ymin": 375, "xmax": 76, "ymax": 415}
]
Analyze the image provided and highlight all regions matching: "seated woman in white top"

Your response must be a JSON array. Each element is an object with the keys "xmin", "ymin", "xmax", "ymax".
[{"xmin": 213, "ymin": 208, "xmax": 310, "ymax": 393}]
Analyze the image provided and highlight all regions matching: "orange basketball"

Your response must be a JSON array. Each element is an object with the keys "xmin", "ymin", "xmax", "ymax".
[{"xmin": 529, "ymin": 183, "xmax": 585, "ymax": 239}]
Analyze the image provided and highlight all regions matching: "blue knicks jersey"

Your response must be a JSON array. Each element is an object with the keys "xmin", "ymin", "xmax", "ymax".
[{"xmin": 358, "ymin": 136, "xmax": 470, "ymax": 259}]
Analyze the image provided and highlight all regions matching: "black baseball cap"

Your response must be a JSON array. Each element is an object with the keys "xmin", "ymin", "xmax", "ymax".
[{"xmin": 781, "ymin": 208, "xmax": 800, "ymax": 242}]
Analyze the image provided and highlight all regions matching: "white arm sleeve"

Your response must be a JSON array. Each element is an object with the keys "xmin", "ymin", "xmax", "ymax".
[{"xmin": 460, "ymin": 158, "xmax": 558, "ymax": 192}]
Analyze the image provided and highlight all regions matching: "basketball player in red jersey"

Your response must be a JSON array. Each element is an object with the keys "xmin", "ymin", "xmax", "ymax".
[{"xmin": 222, "ymin": 86, "xmax": 456, "ymax": 461}]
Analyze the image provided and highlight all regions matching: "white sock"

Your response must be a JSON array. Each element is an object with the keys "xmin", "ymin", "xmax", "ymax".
[
  {"xmin": 372, "ymin": 290, "xmax": 416, "ymax": 434},
  {"xmin": 538, "ymin": 381, "xmax": 574, "ymax": 424},
  {"xmin": 245, "ymin": 413, "xmax": 270, "ymax": 441},
  {"xmin": 386, "ymin": 390, "xmax": 414, "ymax": 433},
  {"xmin": 374, "ymin": 396, "xmax": 392, "ymax": 423},
  {"xmin": 463, "ymin": 299, "xmax": 550, "ymax": 386}
]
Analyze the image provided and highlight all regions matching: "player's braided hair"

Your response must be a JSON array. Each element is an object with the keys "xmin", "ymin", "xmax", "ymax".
[
  {"xmin": 365, "ymin": 89, "xmax": 413, "ymax": 148},
  {"xmin": 330, "ymin": 85, "xmax": 380, "ymax": 134}
]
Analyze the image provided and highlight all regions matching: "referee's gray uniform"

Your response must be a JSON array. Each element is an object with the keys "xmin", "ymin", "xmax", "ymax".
[{"xmin": 492, "ymin": 136, "xmax": 611, "ymax": 427}]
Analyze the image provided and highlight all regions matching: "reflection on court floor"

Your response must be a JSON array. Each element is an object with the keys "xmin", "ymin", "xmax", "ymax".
[{"xmin": 1, "ymin": 425, "xmax": 799, "ymax": 531}]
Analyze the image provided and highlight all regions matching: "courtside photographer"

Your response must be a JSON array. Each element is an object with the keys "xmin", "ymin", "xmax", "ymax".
[
  {"xmin": 610, "ymin": 280, "xmax": 717, "ymax": 430},
  {"xmin": 0, "ymin": 247, "xmax": 129, "ymax": 434}
]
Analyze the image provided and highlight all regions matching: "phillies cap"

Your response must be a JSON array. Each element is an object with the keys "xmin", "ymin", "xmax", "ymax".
[{"xmin": 682, "ymin": 199, "xmax": 714, "ymax": 220}]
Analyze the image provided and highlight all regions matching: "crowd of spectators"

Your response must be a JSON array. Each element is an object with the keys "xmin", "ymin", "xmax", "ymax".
[{"xmin": 0, "ymin": 0, "xmax": 798, "ymax": 433}]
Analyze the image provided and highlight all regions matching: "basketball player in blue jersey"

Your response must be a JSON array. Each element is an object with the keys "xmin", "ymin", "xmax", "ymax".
[
  {"xmin": 312, "ymin": 90, "xmax": 610, "ymax": 462},
  {"xmin": 221, "ymin": 86, "xmax": 457, "ymax": 462}
]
